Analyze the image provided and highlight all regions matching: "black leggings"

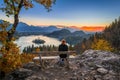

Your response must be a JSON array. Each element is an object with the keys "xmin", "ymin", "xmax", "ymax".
[{"xmin": 59, "ymin": 54, "xmax": 67, "ymax": 58}]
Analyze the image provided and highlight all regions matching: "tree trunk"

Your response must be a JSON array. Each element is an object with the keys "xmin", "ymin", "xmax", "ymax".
[
  {"xmin": 7, "ymin": 14, "xmax": 19, "ymax": 41},
  {"xmin": 7, "ymin": 0, "xmax": 23, "ymax": 41}
]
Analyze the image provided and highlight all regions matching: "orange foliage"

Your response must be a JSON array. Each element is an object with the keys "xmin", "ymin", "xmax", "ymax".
[
  {"xmin": 91, "ymin": 39, "xmax": 114, "ymax": 52},
  {"xmin": 0, "ymin": 21, "xmax": 37, "ymax": 73}
]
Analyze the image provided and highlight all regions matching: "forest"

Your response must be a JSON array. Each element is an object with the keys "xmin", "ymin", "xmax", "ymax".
[{"xmin": 75, "ymin": 17, "xmax": 120, "ymax": 54}]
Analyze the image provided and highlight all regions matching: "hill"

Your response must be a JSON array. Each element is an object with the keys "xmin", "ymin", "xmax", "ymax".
[
  {"xmin": 3, "ymin": 50, "xmax": 120, "ymax": 80},
  {"xmin": 46, "ymin": 29, "xmax": 71, "ymax": 38},
  {"xmin": 46, "ymin": 29, "xmax": 92, "ymax": 45},
  {"xmin": 72, "ymin": 31, "xmax": 85, "ymax": 36}
]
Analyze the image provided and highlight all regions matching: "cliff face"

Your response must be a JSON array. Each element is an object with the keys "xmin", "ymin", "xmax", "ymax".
[{"xmin": 4, "ymin": 50, "xmax": 120, "ymax": 80}]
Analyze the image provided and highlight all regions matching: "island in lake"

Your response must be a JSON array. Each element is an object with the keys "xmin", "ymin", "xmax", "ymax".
[{"xmin": 32, "ymin": 38, "xmax": 45, "ymax": 44}]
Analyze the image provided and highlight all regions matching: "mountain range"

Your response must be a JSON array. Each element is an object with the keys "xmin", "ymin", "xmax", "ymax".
[
  {"xmin": 0, "ymin": 20, "xmax": 93, "ymax": 45},
  {"xmin": 16, "ymin": 22, "xmax": 78, "ymax": 33},
  {"xmin": 0, "ymin": 20, "xmax": 77, "ymax": 33},
  {"xmin": 0, "ymin": 19, "xmax": 104, "ymax": 33},
  {"xmin": 16, "ymin": 22, "xmax": 60, "ymax": 33},
  {"xmin": 1, "ymin": 19, "xmax": 105, "ymax": 34}
]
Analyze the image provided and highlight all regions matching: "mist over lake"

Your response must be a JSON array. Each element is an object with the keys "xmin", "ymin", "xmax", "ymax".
[{"xmin": 14, "ymin": 35, "xmax": 62, "ymax": 52}]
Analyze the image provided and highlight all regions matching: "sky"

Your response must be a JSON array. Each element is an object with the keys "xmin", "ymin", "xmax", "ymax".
[{"xmin": 0, "ymin": 0, "xmax": 120, "ymax": 30}]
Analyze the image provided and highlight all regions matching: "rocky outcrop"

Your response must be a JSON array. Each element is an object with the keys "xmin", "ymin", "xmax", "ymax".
[
  {"xmin": 4, "ymin": 50, "xmax": 120, "ymax": 80},
  {"xmin": 77, "ymin": 50, "xmax": 120, "ymax": 80}
]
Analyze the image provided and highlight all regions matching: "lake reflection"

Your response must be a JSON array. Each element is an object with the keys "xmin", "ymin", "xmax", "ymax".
[{"xmin": 14, "ymin": 35, "xmax": 61, "ymax": 52}]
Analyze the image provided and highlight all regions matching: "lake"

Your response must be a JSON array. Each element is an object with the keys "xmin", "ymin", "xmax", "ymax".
[{"xmin": 14, "ymin": 35, "xmax": 62, "ymax": 52}]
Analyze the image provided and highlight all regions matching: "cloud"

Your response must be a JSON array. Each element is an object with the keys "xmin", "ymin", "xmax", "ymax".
[{"xmin": 79, "ymin": 26, "xmax": 105, "ymax": 32}]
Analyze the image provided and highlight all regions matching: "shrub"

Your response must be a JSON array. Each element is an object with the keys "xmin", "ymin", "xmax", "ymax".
[{"xmin": 91, "ymin": 39, "xmax": 114, "ymax": 52}]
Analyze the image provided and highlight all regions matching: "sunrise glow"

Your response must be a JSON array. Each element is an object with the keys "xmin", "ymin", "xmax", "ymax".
[{"xmin": 0, "ymin": 0, "xmax": 120, "ymax": 32}]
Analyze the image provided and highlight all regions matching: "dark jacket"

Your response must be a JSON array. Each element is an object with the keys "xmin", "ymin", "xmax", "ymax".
[
  {"xmin": 58, "ymin": 44, "xmax": 68, "ymax": 51},
  {"xmin": 58, "ymin": 44, "xmax": 68, "ymax": 58}
]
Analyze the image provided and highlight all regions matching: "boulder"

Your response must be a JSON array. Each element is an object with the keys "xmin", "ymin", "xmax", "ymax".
[
  {"xmin": 25, "ymin": 75, "xmax": 47, "ymax": 80},
  {"xmin": 23, "ymin": 62, "xmax": 41, "ymax": 71},
  {"xmin": 4, "ymin": 68, "xmax": 33, "ymax": 80},
  {"xmin": 97, "ymin": 68, "xmax": 108, "ymax": 74}
]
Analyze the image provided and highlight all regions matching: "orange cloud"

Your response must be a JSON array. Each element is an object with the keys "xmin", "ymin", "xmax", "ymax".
[
  {"xmin": 57, "ymin": 25, "xmax": 105, "ymax": 32},
  {"xmin": 79, "ymin": 26, "xmax": 105, "ymax": 32},
  {"xmin": 69, "ymin": 26, "xmax": 105, "ymax": 32}
]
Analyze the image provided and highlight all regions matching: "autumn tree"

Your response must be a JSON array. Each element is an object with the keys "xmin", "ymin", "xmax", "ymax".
[
  {"xmin": 0, "ymin": 0, "xmax": 55, "ymax": 53},
  {"xmin": 91, "ymin": 39, "xmax": 114, "ymax": 52},
  {"xmin": 0, "ymin": 0, "xmax": 56, "ymax": 42},
  {"xmin": 75, "ymin": 33, "xmax": 105, "ymax": 53},
  {"xmin": 0, "ymin": 0, "xmax": 56, "ymax": 73}
]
